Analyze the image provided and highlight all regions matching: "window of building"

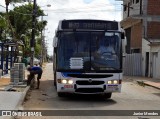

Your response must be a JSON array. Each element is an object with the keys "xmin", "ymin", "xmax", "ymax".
[
  {"xmin": 123, "ymin": 4, "xmax": 127, "ymax": 12},
  {"xmin": 136, "ymin": 0, "xmax": 139, "ymax": 3},
  {"xmin": 132, "ymin": 0, "xmax": 135, "ymax": 4},
  {"xmin": 131, "ymin": 48, "xmax": 140, "ymax": 53}
]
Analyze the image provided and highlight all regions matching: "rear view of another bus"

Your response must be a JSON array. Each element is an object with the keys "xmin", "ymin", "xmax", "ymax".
[{"xmin": 53, "ymin": 19, "xmax": 126, "ymax": 98}]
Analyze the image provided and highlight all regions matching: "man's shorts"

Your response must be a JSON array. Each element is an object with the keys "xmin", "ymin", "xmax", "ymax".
[
  {"xmin": 31, "ymin": 70, "xmax": 43, "ymax": 80},
  {"xmin": 36, "ymin": 70, "xmax": 43, "ymax": 80}
]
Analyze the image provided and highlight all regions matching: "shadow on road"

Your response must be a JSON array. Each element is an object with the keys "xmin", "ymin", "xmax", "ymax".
[
  {"xmin": 56, "ymin": 94, "xmax": 117, "ymax": 108},
  {"xmin": 59, "ymin": 94, "xmax": 117, "ymax": 103}
]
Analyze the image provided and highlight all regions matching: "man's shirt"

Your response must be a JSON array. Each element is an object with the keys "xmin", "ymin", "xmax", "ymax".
[{"xmin": 31, "ymin": 66, "xmax": 42, "ymax": 71}]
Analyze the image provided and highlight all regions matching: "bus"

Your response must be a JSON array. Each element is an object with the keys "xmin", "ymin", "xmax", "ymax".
[{"xmin": 53, "ymin": 19, "xmax": 126, "ymax": 98}]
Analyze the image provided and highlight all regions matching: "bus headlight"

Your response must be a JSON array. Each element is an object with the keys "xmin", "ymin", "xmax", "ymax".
[
  {"xmin": 107, "ymin": 80, "xmax": 119, "ymax": 84},
  {"xmin": 62, "ymin": 79, "xmax": 67, "ymax": 84},
  {"xmin": 68, "ymin": 80, "xmax": 73, "ymax": 84},
  {"xmin": 113, "ymin": 80, "xmax": 118, "ymax": 84},
  {"xmin": 108, "ymin": 81, "xmax": 112, "ymax": 84}
]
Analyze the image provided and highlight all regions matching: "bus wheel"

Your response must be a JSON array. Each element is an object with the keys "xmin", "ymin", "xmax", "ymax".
[
  {"xmin": 54, "ymin": 80, "xmax": 57, "ymax": 90},
  {"xmin": 54, "ymin": 71, "xmax": 56, "ymax": 86},
  {"xmin": 104, "ymin": 93, "xmax": 112, "ymax": 99},
  {"xmin": 58, "ymin": 92, "xmax": 65, "ymax": 97},
  {"xmin": 54, "ymin": 80, "xmax": 56, "ymax": 86}
]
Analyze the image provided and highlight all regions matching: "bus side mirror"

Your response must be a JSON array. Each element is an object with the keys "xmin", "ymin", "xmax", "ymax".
[
  {"xmin": 122, "ymin": 37, "xmax": 127, "ymax": 57},
  {"xmin": 54, "ymin": 47, "xmax": 57, "ymax": 53},
  {"xmin": 121, "ymin": 32, "xmax": 125, "ymax": 39},
  {"xmin": 56, "ymin": 31, "xmax": 60, "ymax": 37}
]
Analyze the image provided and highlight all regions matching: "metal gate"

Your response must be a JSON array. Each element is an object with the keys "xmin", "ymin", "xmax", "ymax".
[{"xmin": 123, "ymin": 53, "xmax": 142, "ymax": 76}]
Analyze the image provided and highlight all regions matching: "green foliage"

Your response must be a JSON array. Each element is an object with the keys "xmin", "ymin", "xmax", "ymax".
[
  {"xmin": 9, "ymin": 3, "xmax": 46, "ymax": 37},
  {"xmin": 0, "ymin": 15, "xmax": 7, "ymax": 28},
  {"xmin": 5, "ymin": 0, "xmax": 24, "ymax": 5},
  {"xmin": 8, "ymin": 3, "xmax": 47, "ymax": 57},
  {"xmin": 35, "ymin": 42, "xmax": 41, "ymax": 57},
  {"xmin": 0, "ymin": 13, "xmax": 13, "ymax": 42}
]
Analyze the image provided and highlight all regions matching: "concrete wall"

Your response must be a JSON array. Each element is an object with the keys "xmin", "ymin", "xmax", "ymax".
[
  {"xmin": 147, "ymin": 22, "xmax": 160, "ymax": 39},
  {"xmin": 147, "ymin": 0, "xmax": 160, "ymax": 40},
  {"xmin": 142, "ymin": 38, "xmax": 150, "ymax": 77},
  {"xmin": 122, "ymin": 0, "xmax": 160, "ymax": 79},
  {"xmin": 131, "ymin": 22, "xmax": 142, "ymax": 49},
  {"xmin": 142, "ymin": 40, "xmax": 160, "ymax": 79},
  {"xmin": 150, "ymin": 45, "xmax": 160, "ymax": 79},
  {"xmin": 147, "ymin": 0, "xmax": 160, "ymax": 15},
  {"xmin": 122, "ymin": 0, "xmax": 143, "ymax": 51},
  {"xmin": 147, "ymin": 0, "xmax": 160, "ymax": 79},
  {"xmin": 123, "ymin": 0, "xmax": 141, "ymax": 19}
]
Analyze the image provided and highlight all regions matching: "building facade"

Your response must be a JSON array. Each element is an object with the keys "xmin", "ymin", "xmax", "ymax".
[{"xmin": 121, "ymin": 0, "xmax": 160, "ymax": 79}]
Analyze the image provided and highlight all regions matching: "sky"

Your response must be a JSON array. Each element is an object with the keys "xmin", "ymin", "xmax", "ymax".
[{"xmin": 0, "ymin": 0, "xmax": 123, "ymax": 56}]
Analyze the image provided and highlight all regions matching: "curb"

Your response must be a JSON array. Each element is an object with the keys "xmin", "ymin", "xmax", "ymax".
[
  {"xmin": 137, "ymin": 80, "xmax": 160, "ymax": 90},
  {"xmin": 15, "ymin": 85, "xmax": 31, "ymax": 110}
]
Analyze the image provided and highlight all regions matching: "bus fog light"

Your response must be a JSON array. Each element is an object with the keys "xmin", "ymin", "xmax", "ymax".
[
  {"xmin": 108, "ymin": 81, "xmax": 112, "ymax": 84},
  {"xmin": 113, "ymin": 80, "xmax": 118, "ymax": 84},
  {"xmin": 57, "ymin": 79, "xmax": 61, "ymax": 83},
  {"xmin": 62, "ymin": 79, "xmax": 67, "ymax": 84},
  {"xmin": 68, "ymin": 80, "xmax": 73, "ymax": 84}
]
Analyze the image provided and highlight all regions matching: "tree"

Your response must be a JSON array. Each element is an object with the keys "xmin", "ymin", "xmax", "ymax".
[
  {"xmin": 0, "ymin": 15, "xmax": 7, "ymax": 28},
  {"xmin": 5, "ymin": 0, "xmax": 24, "ymax": 39},
  {"xmin": 8, "ymin": 3, "xmax": 47, "ymax": 57},
  {"xmin": 5, "ymin": 0, "xmax": 23, "ymax": 12},
  {"xmin": 0, "ymin": 15, "xmax": 7, "ymax": 42}
]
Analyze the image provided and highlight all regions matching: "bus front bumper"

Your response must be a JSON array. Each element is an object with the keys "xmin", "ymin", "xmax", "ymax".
[{"xmin": 57, "ymin": 84, "xmax": 121, "ymax": 94}]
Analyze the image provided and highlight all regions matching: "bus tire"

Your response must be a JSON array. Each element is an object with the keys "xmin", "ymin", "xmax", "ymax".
[
  {"xmin": 54, "ymin": 80, "xmax": 56, "ymax": 86},
  {"xmin": 58, "ymin": 92, "xmax": 65, "ymax": 97},
  {"xmin": 104, "ymin": 93, "xmax": 112, "ymax": 99},
  {"xmin": 54, "ymin": 71, "xmax": 56, "ymax": 86}
]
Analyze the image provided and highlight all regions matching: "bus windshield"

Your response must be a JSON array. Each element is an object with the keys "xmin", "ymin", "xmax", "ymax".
[{"xmin": 57, "ymin": 31, "xmax": 121, "ymax": 71}]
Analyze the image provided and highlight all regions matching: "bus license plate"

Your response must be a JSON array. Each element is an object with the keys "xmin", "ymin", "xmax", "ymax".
[{"xmin": 64, "ymin": 85, "xmax": 73, "ymax": 88}]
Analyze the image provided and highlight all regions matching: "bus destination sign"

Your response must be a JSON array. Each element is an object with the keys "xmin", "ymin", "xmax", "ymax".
[{"xmin": 61, "ymin": 20, "xmax": 118, "ymax": 30}]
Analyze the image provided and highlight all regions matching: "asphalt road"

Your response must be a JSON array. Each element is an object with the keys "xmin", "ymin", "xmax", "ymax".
[{"xmin": 17, "ymin": 63, "xmax": 160, "ymax": 119}]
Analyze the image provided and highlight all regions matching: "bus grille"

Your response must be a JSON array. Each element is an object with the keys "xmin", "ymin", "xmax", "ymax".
[
  {"xmin": 75, "ymin": 88, "xmax": 104, "ymax": 93},
  {"xmin": 76, "ymin": 81, "xmax": 104, "ymax": 85}
]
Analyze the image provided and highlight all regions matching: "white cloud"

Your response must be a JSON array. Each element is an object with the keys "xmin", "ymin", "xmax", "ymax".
[{"xmin": 0, "ymin": 1, "xmax": 6, "ymax": 12}]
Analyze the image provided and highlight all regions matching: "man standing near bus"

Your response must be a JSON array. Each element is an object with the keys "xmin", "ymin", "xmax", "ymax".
[{"xmin": 27, "ymin": 66, "xmax": 43, "ymax": 89}]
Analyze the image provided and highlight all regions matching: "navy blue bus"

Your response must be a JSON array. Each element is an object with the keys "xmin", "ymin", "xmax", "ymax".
[{"xmin": 53, "ymin": 19, "xmax": 126, "ymax": 98}]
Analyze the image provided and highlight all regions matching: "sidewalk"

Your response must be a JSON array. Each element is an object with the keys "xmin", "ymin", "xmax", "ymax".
[
  {"xmin": 124, "ymin": 76, "xmax": 160, "ymax": 89},
  {"xmin": 0, "ymin": 64, "xmax": 45, "ymax": 110},
  {"xmin": 0, "ymin": 70, "xmax": 30, "ymax": 119}
]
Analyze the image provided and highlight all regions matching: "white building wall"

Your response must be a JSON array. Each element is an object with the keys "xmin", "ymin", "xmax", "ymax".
[
  {"xmin": 142, "ymin": 39, "xmax": 160, "ymax": 79},
  {"xmin": 123, "ymin": 0, "xmax": 141, "ymax": 19},
  {"xmin": 157, "ymin": 51, "xmax": 160, "ymax": 79},
  {"xmin": 150, "ymin": 45, "xmax": 160, "ymax": 79}
]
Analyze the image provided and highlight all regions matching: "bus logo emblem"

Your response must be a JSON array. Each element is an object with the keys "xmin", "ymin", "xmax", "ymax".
[{"xmin": 88, "ymin": 78, "xmax": 92, "ymax": 83}]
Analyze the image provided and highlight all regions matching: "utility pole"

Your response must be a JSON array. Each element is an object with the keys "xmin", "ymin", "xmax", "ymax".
[
  {"xmin": 30, "ymin": 0, "xmax": 36, "ymax": 66},
  {"xmin": 40, "ymin": 16, "xmax": 44, "ymax": 66},
  {"xmin": 40, "ymin": 15, "xmax": 47, "ymax": 66}
]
